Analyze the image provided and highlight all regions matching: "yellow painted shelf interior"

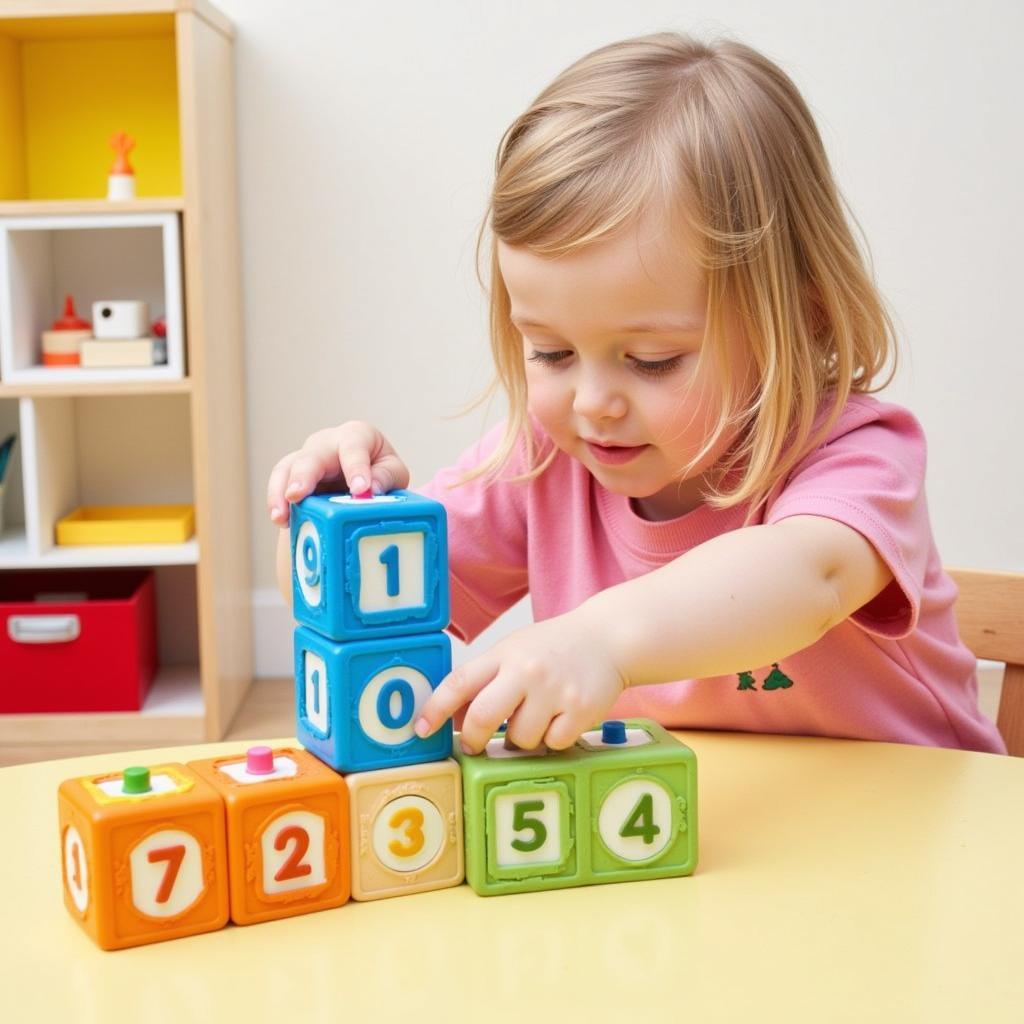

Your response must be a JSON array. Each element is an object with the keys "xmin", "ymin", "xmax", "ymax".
[
  {"xmin": 56, "ymin": 504, "xmax": 195, "ymax": 545},
  {"xmin": 0, "ymin": 14, "xmax": 181, "ymax": 200}
]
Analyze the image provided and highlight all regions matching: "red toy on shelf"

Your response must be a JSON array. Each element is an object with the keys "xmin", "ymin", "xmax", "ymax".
[
  {"xmin": 107, "ymin": 130, "xmax": 136, "ymax": 200},
  {"xmin": 41, "ymin": 294, "xmax": 91, "ymax": 367}
]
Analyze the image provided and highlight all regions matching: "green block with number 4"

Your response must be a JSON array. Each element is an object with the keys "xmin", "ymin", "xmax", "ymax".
[{"xmin": 454, "ymin": 718, "xmax": 697, "ymax": 895}]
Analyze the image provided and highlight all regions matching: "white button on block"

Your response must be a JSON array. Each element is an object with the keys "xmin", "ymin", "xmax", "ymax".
[
  {"xmin": 295, "ymin": 520, "xmax": 323, "ymax": 609},
  {"xmin": 493, "ymin": 790, "xmax": 562, "ymax": 868},
  {"xmin": 63, "ymin": 826, "xmax": 89, "ymax": 913},
  {"xmin": 129, "ymin": 828, "xmax": 205, "ymax": 917},
  {"xmin": 597, "ymin": 778, "xmax": 673, "ymax": 861},
  {"xmin": 373, "ymin": 794, "xmax": 445, "ymax": 873},
  {"xmin": 304, "ymin": 651, "xmax": 329, "ymax": 733},
  {"xmin": 260, "ymin": 810, "xmax": 327, "ymax": 895},
  {"xmin": 357, "ymin": 531, "xmax": 425, "ymax": 613},
  {"xmin": 358, "ymin": 665, "xmax": 433, "ymax": 745}
]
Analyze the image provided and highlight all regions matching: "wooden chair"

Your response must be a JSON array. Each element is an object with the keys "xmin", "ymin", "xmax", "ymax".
[{"xmin": 948, "ymin": 569, "xmax": 1024, "ymax": 756}]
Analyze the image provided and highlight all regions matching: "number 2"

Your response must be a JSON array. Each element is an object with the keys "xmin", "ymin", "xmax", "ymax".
[{"xmin": 274, "ymin": 826, "xmax": 312, "ymax": 882}]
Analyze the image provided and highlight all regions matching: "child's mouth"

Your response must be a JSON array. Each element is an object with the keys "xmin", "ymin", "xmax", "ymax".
[{"xmin": 584, "ymin": 440, "xmax": 650, "ymax": 465}]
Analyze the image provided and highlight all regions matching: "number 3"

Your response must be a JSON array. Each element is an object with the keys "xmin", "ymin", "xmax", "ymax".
[{"xmin": 388, "ymin": 806, "xmax": 425, "ymax": 858}]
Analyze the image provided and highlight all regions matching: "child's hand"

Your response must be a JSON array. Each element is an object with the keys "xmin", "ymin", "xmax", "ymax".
[
  {"xmin": 414, "ymin": 607, "xmax": 628, "ymax": 754},
  {"xmin": 266, "ymin": 420, "xmax": 410, "ymax": 526}
]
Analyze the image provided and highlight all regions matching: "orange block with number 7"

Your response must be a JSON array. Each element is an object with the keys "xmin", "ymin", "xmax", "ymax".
[
  {"xmin": 57, "ymin": 763, "xmax": 229, "ymax": 950},
  {"xmin": 188, "ymin": 746, "xmax": 350, "ymax": 924}
]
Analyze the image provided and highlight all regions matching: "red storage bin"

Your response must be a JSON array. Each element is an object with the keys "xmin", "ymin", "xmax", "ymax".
[{"xmin": 0, "ymin": 569, "xmax": 157, "ymax": 713}]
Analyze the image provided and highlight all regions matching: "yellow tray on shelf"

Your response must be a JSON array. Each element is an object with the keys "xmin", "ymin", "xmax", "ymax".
[{"xmin": 55, "ymin": 505, "xmax": 195, "ymax": 545}]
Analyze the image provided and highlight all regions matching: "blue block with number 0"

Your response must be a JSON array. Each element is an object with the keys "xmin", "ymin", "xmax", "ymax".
[
  {"xmin": 291, "ymin": 490, "xmax": 449, "ymax": 642},
  {"xmin": 295, "ymin": 625, "xmax": 453, "ymax": 773}
]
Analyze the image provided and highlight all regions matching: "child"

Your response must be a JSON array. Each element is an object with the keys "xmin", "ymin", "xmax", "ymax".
[{"xmin": 267, "ymin": 33, "xmax": 1006, "ymax": 756}]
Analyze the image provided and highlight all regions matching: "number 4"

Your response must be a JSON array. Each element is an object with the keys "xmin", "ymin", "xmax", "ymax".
[{"xmin": 619, "ymin": 792, "xmax": 660, "ymax": 845}]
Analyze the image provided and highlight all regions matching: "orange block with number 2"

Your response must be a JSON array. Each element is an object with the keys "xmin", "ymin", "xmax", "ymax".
[
  {"xmin": 58, "ymin": 763, "xmax": 229, "ymax": 950},
  {"xmin": 187, "ymin": 746, "xmax": 350, "ymax": 925},
  {"xmin": 346, "ymin": 757, "xmax": 463, "ymax": 901}
]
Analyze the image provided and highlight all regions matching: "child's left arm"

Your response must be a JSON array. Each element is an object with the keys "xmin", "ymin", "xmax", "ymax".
[{"xmin": 415, "ymin": 515, "xmax": 893, "ymax": 754}]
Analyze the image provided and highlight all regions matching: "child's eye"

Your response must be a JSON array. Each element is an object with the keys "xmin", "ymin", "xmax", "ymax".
[
  {"xmin": 527, "ymin": 349, "xmax": 572, "ymax": 366},
  {"xmin": 628, "ymin": 355, "xmax": 684, "ymax": 377}
]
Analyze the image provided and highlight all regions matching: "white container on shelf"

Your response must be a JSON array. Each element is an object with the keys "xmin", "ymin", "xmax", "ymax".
[
  {"xmin": 0, "ymin": 212, "xmax": 185, "ymax": 384},
  {"xmin": 92, "ymin": 299, "xmax": 150, "ymax": 339}
]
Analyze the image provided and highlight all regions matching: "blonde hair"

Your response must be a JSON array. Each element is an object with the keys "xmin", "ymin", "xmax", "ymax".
[{"xmin": 461, "ymin": 31, "xmax": 897, "ymax": 519}]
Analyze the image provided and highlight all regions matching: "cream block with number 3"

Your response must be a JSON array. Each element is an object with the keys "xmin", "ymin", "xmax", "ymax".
[{"xmin": 346, "ymin": 758, "xmax": 464, "ymax": 900}]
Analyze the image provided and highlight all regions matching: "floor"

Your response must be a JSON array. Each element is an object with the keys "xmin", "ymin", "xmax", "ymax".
[{"xmin": 0, "ymin": 666, "xmax": 1007, "ymax": 768}]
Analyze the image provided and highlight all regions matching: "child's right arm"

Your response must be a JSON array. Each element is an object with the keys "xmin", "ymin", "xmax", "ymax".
[{"xmin": 267, "ymin": 420, "xmax": 411, "ymax": 604}]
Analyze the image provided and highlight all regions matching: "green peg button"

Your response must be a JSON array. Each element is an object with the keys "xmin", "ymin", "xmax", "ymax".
[{"xmin": 122, "ymin": 766, "xmax": 152, "ymax": 794}]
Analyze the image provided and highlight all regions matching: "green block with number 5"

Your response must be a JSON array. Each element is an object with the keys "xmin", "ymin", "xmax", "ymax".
[{"xmin": 454, "ymin": 718, "xmax": 697, "ymax": 895}]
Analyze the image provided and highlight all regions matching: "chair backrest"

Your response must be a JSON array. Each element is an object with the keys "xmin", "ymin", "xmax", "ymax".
[{"xmin": 948, "ymin": 568, "xmax": 1024, "ymax": 756}]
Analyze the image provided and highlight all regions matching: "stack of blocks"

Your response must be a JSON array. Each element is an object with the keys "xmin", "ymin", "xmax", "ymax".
[
  {"xmin": 290, "ymin": 490, "xmax": 463, "ymax": 901},
  {"xmin": 56, "ymin": 489, "xmax": 698, "ymax": 950}
]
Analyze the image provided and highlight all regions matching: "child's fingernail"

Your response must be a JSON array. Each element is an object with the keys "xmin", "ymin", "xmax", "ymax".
[
  {"xmin": 285, "ymin": 481, "xmax": 303, "ymax": 497},
  {"xmin": 414, "ymin": 717, "xmax": 430, "ymax": 738},
  {"xmin": 350, "ymin": 476, "xmax": 367, "ymax": 494},
  {"xmin": 371, "ymin": 479, "xmax": 385, "ymax": 495},
  {"xmin": 459, "ymin": 740, "xmax": 473, "ymax": 755}
]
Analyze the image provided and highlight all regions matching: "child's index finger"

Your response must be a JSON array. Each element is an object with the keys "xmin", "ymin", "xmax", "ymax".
[{"xmin": 414, "ymin": 656, "xmax": 497, "ymax": 739}]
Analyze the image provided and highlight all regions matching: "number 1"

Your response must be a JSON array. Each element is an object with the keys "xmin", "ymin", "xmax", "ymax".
[{"xmin": 379, "ymin": 544, "xmax": 400, "ymax": 597}]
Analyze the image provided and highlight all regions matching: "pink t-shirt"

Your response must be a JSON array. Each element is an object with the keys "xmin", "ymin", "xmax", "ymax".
[{"xmin": 419, "ymin": 394, "xmax": 1005, "ymax": 754}]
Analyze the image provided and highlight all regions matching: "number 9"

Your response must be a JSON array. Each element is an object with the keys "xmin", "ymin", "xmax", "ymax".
[{"xmin": 295, "ymin": 521, "xmax": 323, "ymax": 607}]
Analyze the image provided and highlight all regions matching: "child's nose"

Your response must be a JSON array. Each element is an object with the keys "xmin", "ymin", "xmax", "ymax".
[{"xmin": 572, "ymin": 373, "xmax": 628, "ymax": 421}]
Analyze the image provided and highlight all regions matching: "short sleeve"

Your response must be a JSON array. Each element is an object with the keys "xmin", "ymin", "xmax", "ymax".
[
  {"xmin": 416, "ymin": 420, "xmax": 530, "ymax": 644},
  {"xmin": 764, "ymin": 402, "xmax": 931, "ymax": 639}
]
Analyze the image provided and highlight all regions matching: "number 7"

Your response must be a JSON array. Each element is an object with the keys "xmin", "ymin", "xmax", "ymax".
[{"xmin": 148, "ymin": 844, "xmax": 186, "ymax": 904}]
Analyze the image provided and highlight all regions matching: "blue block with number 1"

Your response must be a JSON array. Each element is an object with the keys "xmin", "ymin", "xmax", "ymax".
[
  {"xmin": 295, "ymin": 626, "xmax": 453, "ymax": 772},
  {"xmin": 291, "ymin": 490, "xmax": 449, "ymax": 642}
]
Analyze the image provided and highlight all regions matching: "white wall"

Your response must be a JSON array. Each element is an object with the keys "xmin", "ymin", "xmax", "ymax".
[{"xmin": 212, "ymin": 0, "xmax": 1024, "ymax": 675}]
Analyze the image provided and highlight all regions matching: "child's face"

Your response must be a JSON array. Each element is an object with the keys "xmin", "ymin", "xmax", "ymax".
[{"xmin": 498, "ymin": 205, "xmax": 752, "ymax": 520}]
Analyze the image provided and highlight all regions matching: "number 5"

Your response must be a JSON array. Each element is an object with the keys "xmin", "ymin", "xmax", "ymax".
[{"xmin": 511, "ymin": 799, "xmax": 548, "ymax": 852}]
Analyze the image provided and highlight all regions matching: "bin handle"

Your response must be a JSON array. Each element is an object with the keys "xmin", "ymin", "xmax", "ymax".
[{"xmin": 8, "ymin": 614, "xmax": 81, "ymax": 644}]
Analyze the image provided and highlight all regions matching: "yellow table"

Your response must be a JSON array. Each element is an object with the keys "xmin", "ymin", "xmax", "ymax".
[{"xmin": 2, "ymin": 732, "xmax": 1022, "ymax": 1022}]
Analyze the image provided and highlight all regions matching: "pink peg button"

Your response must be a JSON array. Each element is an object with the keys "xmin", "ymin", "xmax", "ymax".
[{"xmin": 246, "ymin": 746, "xmax": 275, "ymax": 775}]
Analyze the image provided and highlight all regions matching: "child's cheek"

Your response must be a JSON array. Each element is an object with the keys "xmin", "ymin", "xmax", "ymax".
[{"xmin": 525, "ymin": 380, "xmax": 573, "ymax": 445}]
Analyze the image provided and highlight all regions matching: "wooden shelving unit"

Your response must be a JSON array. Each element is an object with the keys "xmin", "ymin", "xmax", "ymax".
[{"xmin": 0, "ymin": 1, "xmax": 251, "ymax": 748}]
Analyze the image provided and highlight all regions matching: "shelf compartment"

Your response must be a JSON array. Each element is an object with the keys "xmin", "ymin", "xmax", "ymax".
[
  {"xmin": 18, "ymin": 392, "xmax": 195, "ymax": 562},
  {"xmin": 0, "ymin": 12, "xmax": 180, "ymax": 201},
  {"xmin": 56, "ymin": 503, "xmax": 194, "ymax": 546},
  {"xmin": 0, "ymin": 210, "xmax": 185, "ymax": 383}
]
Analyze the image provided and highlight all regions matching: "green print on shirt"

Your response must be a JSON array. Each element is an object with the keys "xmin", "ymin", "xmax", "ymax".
[
  {"xmin": 736, "ymin": 664, "xmax": 795, "ymax": 691},
  {"xmin": 737, "ymin": 671, "xmax": 757, "ymax": 691},
  {"xmin": 762, "ymin": 663, "xmax": 794, "ymax": 690}
]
